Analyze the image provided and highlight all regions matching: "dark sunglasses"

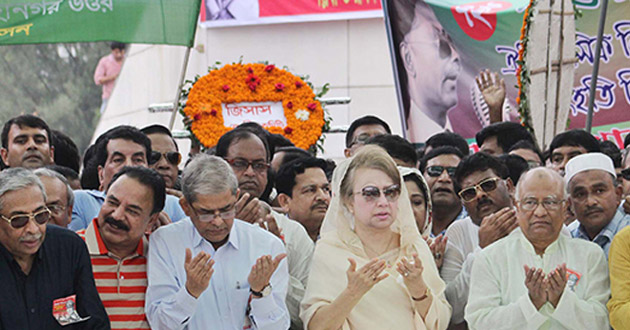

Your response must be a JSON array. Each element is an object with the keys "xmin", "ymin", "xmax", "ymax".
[
  {"xmin": 354, "ymin": 184, "xmax": 401, "ymax": 203},
  {"xmin": 426, "ymin": 166, "xmax": 457, "ymax": 177},
  {"xmin": 620, "ymin": 168, "xmax": 630, "ymax": 181},
  {"xmin": 458, "ymin": 177, "xmax": 501, "ymax": 202},
  {"xmin": 150, "ymin": 151, "xmax": 182, "ymax": 166},
  {"xmin": 1, "ymin": 208, "xmax": 51, "ymax": 229}
]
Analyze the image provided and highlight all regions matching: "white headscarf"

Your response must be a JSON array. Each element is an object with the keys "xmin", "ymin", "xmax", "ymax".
[
  {"xmin": 320, "ymin": 146, "xmax": 424, "ymax": 257},
  {"xmin": 399, "ymin": 166, "xmax": 433, "ymax": 236}
]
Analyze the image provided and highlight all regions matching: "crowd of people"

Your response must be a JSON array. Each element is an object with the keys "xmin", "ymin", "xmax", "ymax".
[{"xmin": 0, "ymin": 112, "xmax": 629, "ymax": 330}]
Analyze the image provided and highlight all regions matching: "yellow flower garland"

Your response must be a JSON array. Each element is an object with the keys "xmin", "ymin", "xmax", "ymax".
[{"xmin": 183, "ymin": 63, "xmax": 325, "ymax": 150}]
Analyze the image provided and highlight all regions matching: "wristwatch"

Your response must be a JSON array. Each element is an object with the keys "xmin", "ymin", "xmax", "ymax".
[{"xmin": 251, "ymin": 284, "xmax": 272, "ymax": 298}]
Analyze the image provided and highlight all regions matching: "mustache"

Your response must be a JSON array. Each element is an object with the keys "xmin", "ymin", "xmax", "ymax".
[
  {"xmin": 310, "ymin": 201, "xmax": 329, "ymax": 211},
  {"xmin": 105, "ymin": 216, "xmax": 130, "ymax": 231},
  {"xmin": 585, "ymin": 206, "xmax": 604, "ymax": 214},
  {"xmin": 19, "ymin": 233, "xmax": 42, "ymax": 242},
  {"xmin": 477, "ymin": 197, "xmax": 493, "ymax": 210}
]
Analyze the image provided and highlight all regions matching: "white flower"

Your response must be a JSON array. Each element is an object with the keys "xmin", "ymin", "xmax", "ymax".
[{"xmin": 295, "ymin": 109, "xmax": 310, "ymax": 121}]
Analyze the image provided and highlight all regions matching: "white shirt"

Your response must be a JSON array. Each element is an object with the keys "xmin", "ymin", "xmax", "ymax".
[
  {"xmin": 406, "ymin": 101, "xmax": 452, "ymax": 143},
  {"xmin": 441, "ymin": 216, "xmax": 480, "ymax": 324},
  {"xmin": 271, "ymin": 211, "xmax": 314, "ymax": 329},
  {"xmin": 145, "ymin": 218, "xmax": 290, "ymax": 330},
  {"xmin": 465, "ymin": 228, "xmax": 610, "ymax": 329},
  {"xmin": 441, "ymin": 216, "xmax": 572, "ymax": 324}
]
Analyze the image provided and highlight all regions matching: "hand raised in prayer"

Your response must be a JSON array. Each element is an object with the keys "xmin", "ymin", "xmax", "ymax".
[
  {"xmin": 235, "ymin": 192, "xmax": 263, "ymax": 224},
  {"xmin": 257, "ymin": 214, "xmax": 284, "ymax": 242},
  {"xmin": 427, "ymin": 234, "xmax": 447, "ymax": 269},
  {"xmin": 545, "ymin": 263, "xmax": 567, "ymax": 307},
  {"xmin": 476, "ymin": 69, "xmax": 506, "ymax": 123},
  {"xmin": 346, "ymin": 258, "xmax": 388, "ymax": 298},
  {"xmin": 184, "ymin": 248, "xmax": 215, "ymax": 298},
  {"xmin": 478, "ymin": 207, "xmax": 518, "ymax": 248},
  {"xmin": 396, "ymin": 253, "xmax": 428, "ymax": 299},
  {"xmin": 248, "ymin": 254, "xmax": 287, "ymax": 294},
  {"xmin": 524, "ymin": 265, "xmax": 547, "ymax": 310}
]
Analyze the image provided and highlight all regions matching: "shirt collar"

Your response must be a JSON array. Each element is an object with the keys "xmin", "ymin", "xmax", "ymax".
[
  {"xmin": 190, "ymin": 217, "xmax": 240, "ymax": 251},
  {"xmin": 517, "ymin": 227, "xmax": 562, "ymax": 256},
  {"xmin": 85, "ymin": 218, "xmax": 147, "ymax": 257}
]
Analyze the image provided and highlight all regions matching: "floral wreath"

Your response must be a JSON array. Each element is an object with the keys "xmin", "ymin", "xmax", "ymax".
[{"xmin": 179, "ymin": 62, "xmax": 330, "ymax": 151}]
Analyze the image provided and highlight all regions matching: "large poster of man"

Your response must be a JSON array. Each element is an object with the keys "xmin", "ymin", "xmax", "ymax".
[{"xmin": 384, "ymin": 0, "xmax": 630, "ymax": 147}]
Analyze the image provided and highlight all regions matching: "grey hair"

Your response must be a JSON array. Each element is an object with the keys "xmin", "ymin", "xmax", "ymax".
[
  {"xmin": 33, "ymin": 168, "xmax": 75, "ymax": 208},
  {"xmin": 0, "ymin": 168, "xmax": 47, "ymax": 212},
  {"xmin": 181, "ymin": 154, "xmax": 238, "ymax": 203},
  {"xmin": 515, "ymin": 167, "xmax": 565, "ymax": 200}
]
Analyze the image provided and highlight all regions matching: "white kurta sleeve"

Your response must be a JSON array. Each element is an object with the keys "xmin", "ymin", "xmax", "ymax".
[{"xmin": 549, "ymin": 248, "xmax": 610, "ymax": 329}]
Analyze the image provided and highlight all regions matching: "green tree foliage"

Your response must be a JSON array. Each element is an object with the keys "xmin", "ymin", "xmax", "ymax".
[{"xmin": 0, "ymin": 42, "xmax": 110, "ymax": 155}]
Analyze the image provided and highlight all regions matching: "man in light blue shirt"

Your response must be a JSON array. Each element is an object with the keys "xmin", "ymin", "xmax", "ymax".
[
  {"xmin": 69, "ymin": 125, "xmax": 185, "ymax": 231},
  {"xmin": 146, "ymin": 154, "xmax": 289, "ymax": 330},
  {"xmin": 566, "ymin": 152, "xmax": 630, "ymax": 258}
]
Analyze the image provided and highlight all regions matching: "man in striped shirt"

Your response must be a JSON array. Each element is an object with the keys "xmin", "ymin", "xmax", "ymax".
[{"xmin": 78, "ymin": 166, "xmax": 166, "ymax": 329}]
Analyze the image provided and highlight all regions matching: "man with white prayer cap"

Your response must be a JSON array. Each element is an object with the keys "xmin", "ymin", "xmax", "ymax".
[
  {"xmin": 465, "ymin": 167, "xmax": 610, "ymax": 329},
  {"xmin": 566, "ymin": 152, "xmax": 630, "ymax": 258}
]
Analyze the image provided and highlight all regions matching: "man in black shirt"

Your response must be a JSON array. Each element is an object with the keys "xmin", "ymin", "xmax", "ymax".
[{"xmin": 0, "ymin": 168, "xmax": 109, "ymax": 329}]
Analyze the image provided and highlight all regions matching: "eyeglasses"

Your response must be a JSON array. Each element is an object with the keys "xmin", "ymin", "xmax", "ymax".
[
  {"xmin": 426, "ymin": 166, "xmax": 457, "ymax": 177},
  {"xmin": 353, "ymin": 184, "xmax": 401, "ymax": 203},
  {"xmin": 226, "ymin": 158, "xmax": 270, "ymax": 173},
  {"xmin": 1, "ymin": 208, "xmax": 51, "ymax": 229},
  {"xmin": 517, "ymin": 197, "xmax": 565, "ymax": 212},
  {"xmin": 150, "ymin": 151, "xmax": 182, "ymax": 166},
  {"xmin": 620, "ymin": 168, "xmax": 630, "ymax": 181},
  {"xmin": 458, "ymin": 177, "xmax": 502, "ymax": 202},
  {"xmin": 47, "ymin": 204, "xmax": 66, "ymax": 217},
  {"xmin": 348, "ymin": 133, "xmax": 383, "ymax": 148},
  {"xmin": 192, "ymin": 204, "xmax": 236, "ymax": 222}
]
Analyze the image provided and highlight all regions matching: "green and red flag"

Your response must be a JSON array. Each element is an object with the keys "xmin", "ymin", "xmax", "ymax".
[{"xmin": 0, "ymin": 0, "xmax": 201, "ymax": 46}]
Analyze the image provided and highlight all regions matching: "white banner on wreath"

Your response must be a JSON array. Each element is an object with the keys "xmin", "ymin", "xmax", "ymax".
[{"xmin": 221, "ymin": 101, "xmax": 287, "ymax": 128}]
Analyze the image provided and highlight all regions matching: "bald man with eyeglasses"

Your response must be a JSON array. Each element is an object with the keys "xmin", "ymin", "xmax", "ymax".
[{"xmin": 466, "ymin": 167, "xmax": 610, "ymax": 329}]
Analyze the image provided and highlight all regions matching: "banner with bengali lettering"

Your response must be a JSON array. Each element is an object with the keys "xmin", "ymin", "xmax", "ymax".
[
  {"xmin": 199, "ymin": 0, "xmax": 382, "ymax": 27},
  {"xmin": 0, "ymin": 0, "xmax": 201, "ymax": 46},
  {"xmin": 384, "ymin": 0, "xmax": 630, "ymax": 147}
]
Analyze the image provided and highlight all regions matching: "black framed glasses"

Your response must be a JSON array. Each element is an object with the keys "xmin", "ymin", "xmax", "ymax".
[
  {"xmin": 517, "ymin": 197, "xmax": 565, "ymax": 212},
  {"xmin": 1, "ymin": 208, "xmax": 51, "ymax": 229},
  {"xmin": 226, "ymin": 158, "xmax": 270, "ymax": 173},
  {"xmin": 436, "ymin": 27, "xmax": 455, "ymax": 59},
  {"xmin": 426, "ymin": 166, "xmax": 457, "ymax": 177},
  {"xmin": 150, "ymin": 151, "xmax": 182, "ymax": 166},
  {"xmin": 458, "ymin": 177, "xmax": 502, "ymax": 202},
  {"xmin": 353, "ymin": 184, "xmax": 401, "ymax": 203}
]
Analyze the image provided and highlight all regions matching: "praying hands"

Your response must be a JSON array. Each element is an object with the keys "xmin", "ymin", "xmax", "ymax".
[{"xmin": 524, "ymin": 264, "xmax": 568, "ymax": 310}]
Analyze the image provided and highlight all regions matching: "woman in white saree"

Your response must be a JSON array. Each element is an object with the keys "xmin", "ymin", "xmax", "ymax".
[{"xmin": 301, "ymin": 146, "xmax": 450, "ymax": 330}]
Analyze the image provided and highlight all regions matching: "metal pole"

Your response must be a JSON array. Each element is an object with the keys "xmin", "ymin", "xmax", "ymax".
[
  {"xmin": 168, "ymin": 46, "xmax": 192, "ymax": 130},
  {"xmin": 585, "ymin": 0, "xmax": 609, "ymax": 133}
]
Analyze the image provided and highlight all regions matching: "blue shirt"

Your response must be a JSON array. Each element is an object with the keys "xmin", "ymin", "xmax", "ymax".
[
  {"xmin": 145, "ymin": 218, "xmax": 290, "ymax": 330},
  {"xmin": 69, "ymin": 189, "xmax": 186, "ymax": 231},
  {"xmin": 572, "ymin": 207, "xmax": 630, "ymax": 258}
]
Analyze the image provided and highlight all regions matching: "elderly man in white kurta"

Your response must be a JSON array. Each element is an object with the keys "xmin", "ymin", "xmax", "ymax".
[{"xmin": 465, "ymin": 167, "xmax": 610, "ymax": 329}]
